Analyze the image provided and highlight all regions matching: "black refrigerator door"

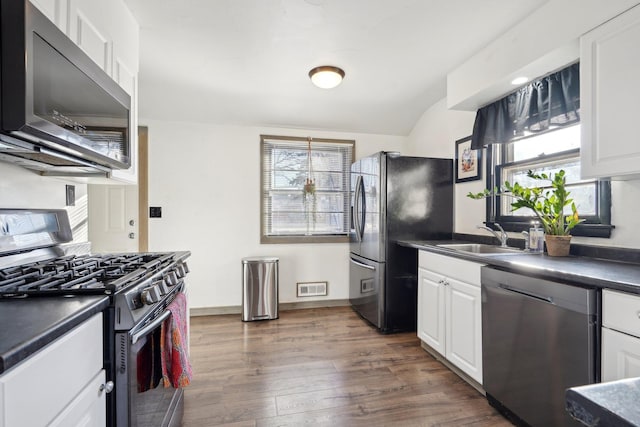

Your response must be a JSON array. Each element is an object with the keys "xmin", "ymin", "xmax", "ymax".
[
  {"xmin": 385, "ymin": 156, "xmax": 453, "ymax": 241},
  {"xmin": 384, "ymin": 156, "xmax": 453, "ymax": 332}
]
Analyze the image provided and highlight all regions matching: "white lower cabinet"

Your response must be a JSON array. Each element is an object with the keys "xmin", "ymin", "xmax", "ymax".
[
  {"xmin": 0, "ymin": 313, "xmax": 105, "ymax": 427},
  {"xmin": 49, "ymin": 369, "xmax": 106, "ymax": 427},
  {"xmin": 418, "ymin": 251, "xmax": 484, "ymax": 384},
  {"xmin": 602, "ymin": 289, "xmax": 640, "ymax": 381}
]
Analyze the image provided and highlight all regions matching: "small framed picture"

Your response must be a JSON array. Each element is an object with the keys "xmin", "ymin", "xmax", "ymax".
[{"xmin": 455, "ymin": 136, "xmax": 482, "ymax": 183}]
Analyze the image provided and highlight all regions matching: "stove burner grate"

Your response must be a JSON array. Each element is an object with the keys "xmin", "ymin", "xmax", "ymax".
[{"xmin": 0, "ymin": 253, "xmax": 175, "ymax": 297}]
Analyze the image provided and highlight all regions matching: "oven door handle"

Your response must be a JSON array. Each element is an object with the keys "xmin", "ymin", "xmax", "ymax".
[{"xmin": 131, "ymin": 310, "xmax": 171, "ymax": 344}]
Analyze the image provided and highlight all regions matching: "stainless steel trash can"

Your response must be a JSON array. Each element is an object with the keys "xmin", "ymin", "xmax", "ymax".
[{"xmin": 242, "ymin": 257, "xmax": 279, "ymax": 321}]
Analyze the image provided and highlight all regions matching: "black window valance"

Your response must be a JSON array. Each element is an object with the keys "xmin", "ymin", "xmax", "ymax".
[{"xmin": 470, "ymin": 62, "xmax": 580, "ymax": 150}]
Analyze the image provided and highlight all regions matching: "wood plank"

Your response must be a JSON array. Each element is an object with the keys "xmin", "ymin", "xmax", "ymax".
[{"xmin": 183, "ymin": 306, "xmax": 513, "ymax": 426}]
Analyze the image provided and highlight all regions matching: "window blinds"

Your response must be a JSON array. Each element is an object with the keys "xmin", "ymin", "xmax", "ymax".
[{"xmin": 261, "ymin": 136, "xmax": 354, "ymax": 239}]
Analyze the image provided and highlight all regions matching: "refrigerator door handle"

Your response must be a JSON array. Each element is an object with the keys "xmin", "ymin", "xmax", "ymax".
[
  {"xmin": 350, "ymin": 257, "xmax": 376, "ymax": 271},
  {"xmin": 354, "ymin": 175, "xmax": 363, "ymax": 242},
  {"xmin": 358, "ymin": 176, "xmax": 366, "ymax": 240}
]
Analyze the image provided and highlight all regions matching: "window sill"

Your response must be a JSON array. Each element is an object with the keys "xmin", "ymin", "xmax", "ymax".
[
  {"xmin": 492, "ymin": 221, "xmax": 614, "ymax": 238},
  {"xmin": 261, "ymin": 235, "xmax": 349, "ymax": 244}
]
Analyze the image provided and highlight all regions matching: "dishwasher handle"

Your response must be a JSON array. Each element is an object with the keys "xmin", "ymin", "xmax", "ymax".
[{"xmin": 499, "ymin": 283, "xmax": 554, "ymax": 304}]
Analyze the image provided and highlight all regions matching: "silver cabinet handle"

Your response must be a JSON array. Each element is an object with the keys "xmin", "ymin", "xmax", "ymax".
[{"xmin": 100, "ymin": 381, "xmax": 114, "ymax": 394}]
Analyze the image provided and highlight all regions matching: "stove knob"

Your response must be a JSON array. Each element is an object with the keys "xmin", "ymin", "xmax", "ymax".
[
  {"xmin": 165, "ymin": 271, "xmax": 178, "ymax": 287},
  {"xmin": 157, "ymin": 280, "xmax": 169, "ymax": 295},
  {"xmin": 141, "ymin": 285, "xmax": 161, "ymax": 305},
  {"xmin": 176, "ymin": 264, "xmax": 186, "ymax": 278},
  {"xmin": 176, "ymin": 262, "xmax": 189, "ymax": 278}
]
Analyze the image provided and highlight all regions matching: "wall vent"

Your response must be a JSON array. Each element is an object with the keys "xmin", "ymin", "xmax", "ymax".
[{"xmin": 297, "ymin": 281, "xmax": 328, "ymax": 297}]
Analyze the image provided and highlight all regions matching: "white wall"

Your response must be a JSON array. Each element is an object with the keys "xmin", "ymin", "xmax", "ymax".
[
  {"xmin": 142, "ymin": 119, "xmax": 406, "ymax": 309},
  {"xmin": 406, "ymin": 98, "xmax": 483, "ymax": 236},
  {"xmin": 0, "ymin": 163, "xmax": 89, "ymax": 242},
  {"xmin": 447, "ymin": 0, "xmax": 640, "ymax": 111}
]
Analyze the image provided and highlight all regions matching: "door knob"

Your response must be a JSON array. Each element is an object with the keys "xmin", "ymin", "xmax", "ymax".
[
  {"xmin": 129, "ymin": 219, "xmax": 135, "ymax": 226},
  {"xmin": 129, "ymin": 232, "xmax": 135, "ymax": 239}
]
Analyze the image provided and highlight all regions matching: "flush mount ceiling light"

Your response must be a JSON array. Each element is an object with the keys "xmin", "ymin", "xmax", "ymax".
[
  {"xmin": 511, "ymin": 76, "xmax": 529, "ymax": 85},
  {"xmin": 309, "ymin": 66, "xmax": 345, "ymax": 89}
]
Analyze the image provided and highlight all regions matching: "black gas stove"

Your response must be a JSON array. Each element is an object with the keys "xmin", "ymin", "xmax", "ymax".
[
  {"xmin": 0, "ymin": 252, "xmax": 178, "ymax": 296},
  {"xmin": 0, "ymin": 209, "xmax": 191, "ymax": 426}
]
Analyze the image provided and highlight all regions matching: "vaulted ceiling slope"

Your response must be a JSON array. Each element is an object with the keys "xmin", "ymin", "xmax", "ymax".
[{"xmin": 124, "ymin": 0, "xmax": 547, "ymax": 136}]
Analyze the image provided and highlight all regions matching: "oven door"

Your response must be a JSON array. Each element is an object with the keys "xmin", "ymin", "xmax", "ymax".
[{"xmin": 115, "ymin": 311, "xmax": 184, "ymax": 427}]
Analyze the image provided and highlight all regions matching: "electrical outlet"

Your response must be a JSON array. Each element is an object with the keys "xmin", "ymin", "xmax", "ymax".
[{"xmin": 65, "ymin": 185, "xmax": 75, "ymax": 206}]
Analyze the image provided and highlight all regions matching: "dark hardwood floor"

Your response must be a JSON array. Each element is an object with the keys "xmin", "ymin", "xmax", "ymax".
[{"xmin": 183, "ymin": 306, "xmax": 513, "ymax": 426}]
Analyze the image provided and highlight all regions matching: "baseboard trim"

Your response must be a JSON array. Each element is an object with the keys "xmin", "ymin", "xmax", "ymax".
[
  {"xmin": 420, "ymin": 341, "xmax": 485, "ymax": 395},
  {"xmin": 280, "ymin": 299, "xmax": 350, "ymax": 310},
  {"xmin": 190, "ymin": 299, "xmax": 351, "ymax": 317},
  {"xmin": 191, "ymin": 306, "xmax": 241, "ymax": 316}
]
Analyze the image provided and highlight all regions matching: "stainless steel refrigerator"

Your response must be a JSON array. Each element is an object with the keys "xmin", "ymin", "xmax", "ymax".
[{"xmin": 349, "ymin": 152, "xmax": 453, "ymax": 333}]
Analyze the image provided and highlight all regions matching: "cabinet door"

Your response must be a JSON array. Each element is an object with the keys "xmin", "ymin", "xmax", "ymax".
[
  {"xmin": 68, "ymin": 0, "xmax": 112, "ymax": 74},
  {"xmin": 0, "ymin": 314, "xmax": 103, "ymax": 427},
  {"xmin": 602, "ymin": 327, "xmax": 640, "ymax": 381},
  {"xmin": 30, "ymin": 0, "xmax": 70, "ymax": 33},
  {"xmin": 49, "ymin": 370, "xmax": 107, "ymax": 427},
  {"xmin": 581, "ymin": 4, "xmax": 640, "ymax": 179},
  {"xmin": 445, "ymin": 277, "xmax": 483, "ymax": 384},
  {"xmin": 417, "ymin": 267, "xmax": 446, "ymax": 356}
]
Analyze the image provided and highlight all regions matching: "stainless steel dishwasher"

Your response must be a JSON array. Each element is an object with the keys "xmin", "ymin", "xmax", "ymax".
[{"xmin": 481, "ymin": 267, "xmax": 599, "ymax": 427}]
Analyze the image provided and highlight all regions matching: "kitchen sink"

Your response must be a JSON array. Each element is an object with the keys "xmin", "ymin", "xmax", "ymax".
[{"xmin": 436, "ymin": 243, "xmax": 527, "ymax": 255}]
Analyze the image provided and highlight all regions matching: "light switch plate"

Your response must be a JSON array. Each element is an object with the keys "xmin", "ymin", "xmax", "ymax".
[
  {"xmin": 149, "ymin": 206, "xmax": 162, "ymax": 218},
  {"xmin": 65, "ymin": 185, "xmax": 75, "ymax": 206}
]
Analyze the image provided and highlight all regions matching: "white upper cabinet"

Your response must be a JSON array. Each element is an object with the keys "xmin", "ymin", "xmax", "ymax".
[
  {"xmin": 29, "ymin": 0, "xmax": 69, "ymax": 33},
  {"xmin": 581, "ymin": 4, "xmax": 640, "ymax": 179},
  {"xmin": 69, "ymin": 0, "xmax": 112, "ymax": 74},
  {"xmin": 67, "ymin": 0, "xmax": 139, "ymax": 88},
  {"xmin": 65, "ymin": 0, "xmax": 139, "ymax": 183}
]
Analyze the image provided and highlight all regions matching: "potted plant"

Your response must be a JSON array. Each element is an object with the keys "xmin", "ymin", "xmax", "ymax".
[
  {"xmin": 303, "ymin": 178, "xmax": 316, "ymax": 233},
  {"xmin": 468, "ymin": 169, "xmax": 583, "ymax": 256}
]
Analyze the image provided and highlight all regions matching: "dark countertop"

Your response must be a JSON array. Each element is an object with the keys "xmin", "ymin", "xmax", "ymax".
[
  {"xmin": 566, "ymin": 378, "xmax": 640, "ymax": 427},
  {"xmin": 399, "ymin": 239, "xmax": 640, "ymax": 295},
  {"xmin": 0, "ymin": 296, "xmax": 109, "ymax": 374}
]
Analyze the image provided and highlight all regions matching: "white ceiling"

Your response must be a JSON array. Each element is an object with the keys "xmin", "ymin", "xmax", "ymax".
[{"xmin": 124, "ymin": 0, "xmax": 548, "ymax": 136}]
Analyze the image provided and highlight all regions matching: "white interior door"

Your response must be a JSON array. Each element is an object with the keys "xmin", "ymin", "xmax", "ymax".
[{"xmin": 88, "ymin": 184, "xmax": 138, "ymax": 253}]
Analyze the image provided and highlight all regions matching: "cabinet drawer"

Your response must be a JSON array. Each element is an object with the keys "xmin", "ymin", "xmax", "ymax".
[
  {"xmin": 419, "ymin": 250, "xmax": 485, "ymax": 286},
  {"xmin": 0, "ymin": 313, "xmax": 103, "ymax": 427},
  {"xmin": 603, "ymin": 289, "xmax": 640, "ymax": 337},
  {"xmin": 602, "ymin": 327, "xmax": 640, "ymax": 381}
]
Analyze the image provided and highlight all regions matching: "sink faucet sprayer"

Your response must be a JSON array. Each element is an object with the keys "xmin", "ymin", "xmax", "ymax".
[{"xmin": 477, "ymin": 223, "xmax": 509, "ymax": 247}]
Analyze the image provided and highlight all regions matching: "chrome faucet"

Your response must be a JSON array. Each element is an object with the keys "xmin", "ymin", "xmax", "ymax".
[{"xmin": 477, "ymin": 223, "xmax": 509, "ymax": 247}]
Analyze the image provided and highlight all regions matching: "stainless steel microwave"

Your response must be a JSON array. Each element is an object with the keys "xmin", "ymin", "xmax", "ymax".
[{"xmin": 0, "ymin": 0, "xmax": 131, "ymax": 175}]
